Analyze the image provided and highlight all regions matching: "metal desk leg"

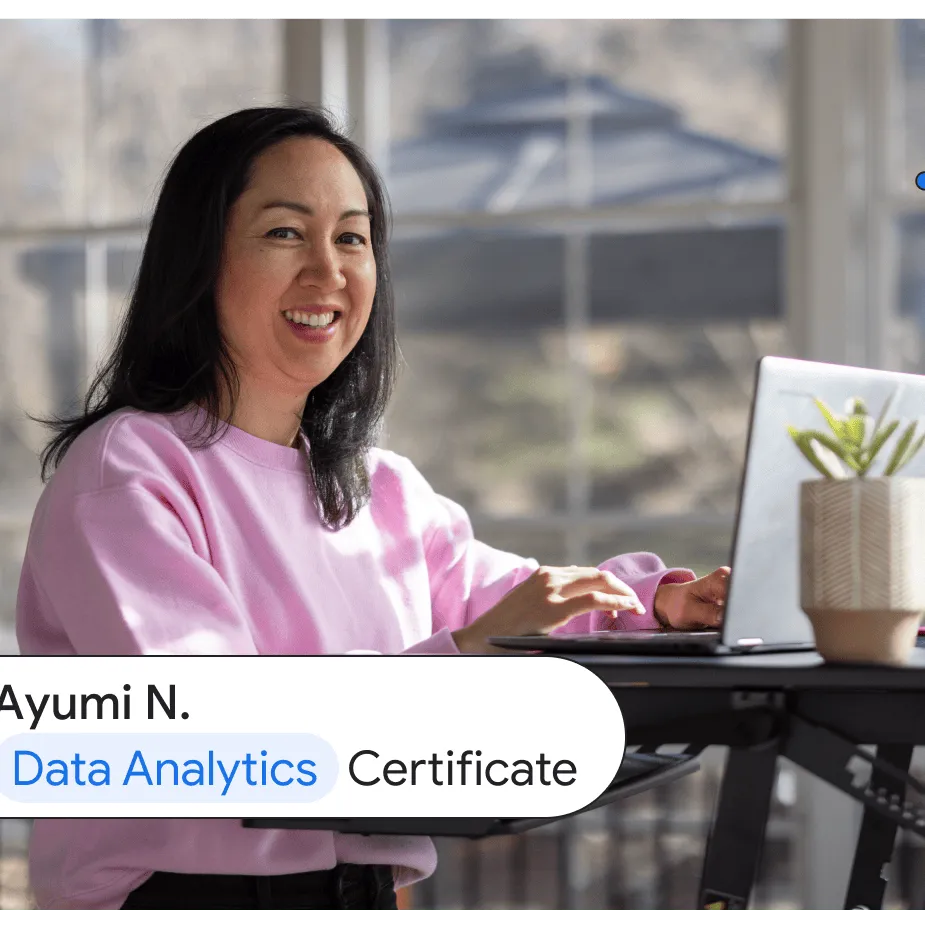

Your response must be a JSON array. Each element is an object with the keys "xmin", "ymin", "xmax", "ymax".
[
  {"xmin": 844, "ymin": 744, "xmax": 915, "ymax": 910},
  {"xmin": 698, "ymin": 744, "xmax": 779, "ymax": 909}
]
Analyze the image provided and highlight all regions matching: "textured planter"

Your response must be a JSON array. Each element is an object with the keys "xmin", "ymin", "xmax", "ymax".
[{"xmin": 800, "ymin": 478, "xmax": 925, "ymax": 665}]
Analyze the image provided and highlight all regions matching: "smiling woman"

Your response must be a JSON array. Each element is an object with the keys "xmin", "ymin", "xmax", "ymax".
[
  {"xmin": 213, "ymin": 136, "xmax": 379, "ymax": 452},
  {"xmin": 15, "ymin": 104, "xmax": 727, "ymax": 910}
]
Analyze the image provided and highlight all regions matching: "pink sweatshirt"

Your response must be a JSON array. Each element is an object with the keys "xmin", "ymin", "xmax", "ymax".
[{"xmin": 15, "ymin": 405, "xmax": 694, "ymax": 909}]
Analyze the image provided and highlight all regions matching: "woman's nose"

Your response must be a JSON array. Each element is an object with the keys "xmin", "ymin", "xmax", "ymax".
[{"xmin": 298, "ymin": 242, "xmax": 346, "ymax": 290}]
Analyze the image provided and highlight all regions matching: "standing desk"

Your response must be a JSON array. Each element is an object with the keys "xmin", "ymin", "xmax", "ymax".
[{"xmin": 566, "ymin": 648, "xmax": 925, "ymax": 909}]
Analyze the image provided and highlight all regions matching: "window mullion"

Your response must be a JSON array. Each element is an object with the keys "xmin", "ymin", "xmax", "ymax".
[
  {"xmin": 392, "ymin": 199, "xmax": 789, "ymax": 235},
  {"xmin": 563, "ymin": 31, "xmax": 596, "ymax": 567},
  {"xmin": 787, "ymin": 19, "xmax": 893, "ymax": 911},
  {"xmin": 346, "ymin": 21, "xmax": 390, "ymax": 176},
  {"xmin": 81, "ymin": 22, "xmax": 109, "ymax": 399},
  {"xmin": 867, "ymin": 19, "xmax": 901, "ymax": 371},
  {"xmin": 788, "ymin": 20, "xmax": 853, "ymax": 366},
  {"xmin": 83, "ymin": 238, "xmax": 108, "ymax": 395},
  {"xmin": 283, "ymin": 20, "xmax": 348, "ymax": 123}
]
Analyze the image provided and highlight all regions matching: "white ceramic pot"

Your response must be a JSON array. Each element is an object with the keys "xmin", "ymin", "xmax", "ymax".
[{"xmin": 800, "ymin": 477, "xmax": 925, "ymax": 665}]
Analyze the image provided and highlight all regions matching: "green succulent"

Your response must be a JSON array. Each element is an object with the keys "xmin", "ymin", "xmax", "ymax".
[{"xmin": 788, "ymin": 393, "xmax": 925, "ymax": 479}]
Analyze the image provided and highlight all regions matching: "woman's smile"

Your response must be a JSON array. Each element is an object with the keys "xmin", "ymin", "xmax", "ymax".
[{"xmin": 281, "ymin": 307, "xmax": 343, "ymax": 343}]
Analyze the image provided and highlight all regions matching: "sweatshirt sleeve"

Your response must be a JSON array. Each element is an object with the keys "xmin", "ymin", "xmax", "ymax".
[
  {"xmin": 17, "ymin": 485, "xmax": 262, "ymax": 656},
  {"xmin": 414, "ymin": 470, "xmax": 696, "ymax": 637}
]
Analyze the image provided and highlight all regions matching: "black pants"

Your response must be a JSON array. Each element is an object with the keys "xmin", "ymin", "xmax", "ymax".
[{"xmin": 120, "ymin": 864, "xmax": 398, "ymax": 910}]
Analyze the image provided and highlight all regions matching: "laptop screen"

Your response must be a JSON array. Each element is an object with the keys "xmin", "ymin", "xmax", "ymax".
[{"xmin": 722, "ymin": 356, "xmax": 925, "ymax": 647}]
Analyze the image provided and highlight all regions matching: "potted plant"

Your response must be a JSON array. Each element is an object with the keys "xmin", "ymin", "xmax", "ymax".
[{"xmin": 789, "ymin": 395, "xmax": 925, "ymax": 664}]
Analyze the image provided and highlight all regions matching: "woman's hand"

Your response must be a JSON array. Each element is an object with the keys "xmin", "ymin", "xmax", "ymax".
[
  {"xmin": 653, "ymin": 566, "xmax": 731, "ymax": 630},
  {"xmin": 452, "ymin": 566, "xmax": 645, "ymax": 654}
]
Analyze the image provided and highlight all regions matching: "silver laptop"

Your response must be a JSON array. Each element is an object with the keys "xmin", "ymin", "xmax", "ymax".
[{"xmin": 491, "ymin": 356, "xmax": 925, "ymax": 656}]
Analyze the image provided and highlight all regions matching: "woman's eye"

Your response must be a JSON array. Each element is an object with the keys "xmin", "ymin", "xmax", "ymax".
[
  {"xmin": 266, "ymin": 227, "xmax": 301, "ymax": 240},
  {"xmin": 338, "ymin": 232, "xmax": 368, "ymax": 246}
]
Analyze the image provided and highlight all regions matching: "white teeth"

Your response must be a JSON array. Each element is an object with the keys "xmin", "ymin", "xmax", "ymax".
[{"xmin": 283, "ymin": 310, "xmax": 336, "ymax": 328}]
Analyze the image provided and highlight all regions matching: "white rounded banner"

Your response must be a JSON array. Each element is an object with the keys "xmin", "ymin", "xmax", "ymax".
[{"xmin": 0, "ymin": 656, "xmax": 625, "ymax": 818}]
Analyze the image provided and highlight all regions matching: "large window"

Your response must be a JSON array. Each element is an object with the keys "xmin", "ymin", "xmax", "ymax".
[
  {"xmin": 383, "ymin": 20, "xmax": 791, "ymax": 573},
  {"xmin": 2, "ymin": 18, "xmax": 924, "ymax": 912}
]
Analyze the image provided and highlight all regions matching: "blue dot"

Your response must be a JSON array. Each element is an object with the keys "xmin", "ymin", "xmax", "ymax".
[{"xmin": 916, "ymin": 172, "xmax": 925, "ymax": 191}]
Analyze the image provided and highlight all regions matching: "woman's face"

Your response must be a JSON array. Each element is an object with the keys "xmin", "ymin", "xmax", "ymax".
[{"xmin": 215, "ymin": 136, "xmax": 377, "ymax": 401}]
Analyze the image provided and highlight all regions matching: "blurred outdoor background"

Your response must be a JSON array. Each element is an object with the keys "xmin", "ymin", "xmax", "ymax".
[{"xmin": 1, "ymin": 17, "xmax": 925, "ymax": 910}]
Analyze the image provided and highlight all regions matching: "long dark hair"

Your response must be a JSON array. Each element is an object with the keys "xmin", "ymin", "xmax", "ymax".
[{"xmin": 36, "ymin": 104, "xmax": 397, "ymax": 529}]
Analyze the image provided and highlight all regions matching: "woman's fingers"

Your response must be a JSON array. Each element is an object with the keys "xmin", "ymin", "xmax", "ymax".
[
  {"xmin": 672, "ymin": 591, "xmax": 725, "ymax": 630},
  {"xmin": 699, "ymin": 567, "xmax": 731, "ymax": 604},
  {"xmin": 534, "ymin": 566, "xmax": 613, "ymax": 595},
  {"xmin": 544, "ymin": 590, "xmax": 645, "ymax": 628},
  {"xmin": 500, "ymin": 564, "xmax": 735, "ymax": 637},
  {"xmin": 654, "ymin": 567, "xmax": 731, "ymax": 630},
  {"xmin": 537, "ymin": 567, "xmax": 644, "ymax": 612},
  {"xmin": 464, "ymin": 565, "xmax": 648, "ymax": 651},
  {"xmin": 689, "ymin": 598, "xmax": 724, "ymax": 628},
  {"xmin": 594, "ymin": 569, "xmax": 644, "ymax": 603}
]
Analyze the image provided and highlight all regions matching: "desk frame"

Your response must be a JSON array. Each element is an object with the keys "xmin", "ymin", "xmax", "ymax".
[
  {"xmin": 697, "ymin": 708, "xmax": 922, "ymax": 909},
  {"xmin": 574, "ymin": 652, "xmax": 925, "ymax": 910}
]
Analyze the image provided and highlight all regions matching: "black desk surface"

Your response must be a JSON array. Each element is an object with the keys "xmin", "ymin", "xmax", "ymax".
[
  {"xmin": 559, "ymin": 647, "xmax": 925, "ymax": 690},
  {"xmin": 554, "ymin": 648, "xmax": 925, "ymax": 748}
]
